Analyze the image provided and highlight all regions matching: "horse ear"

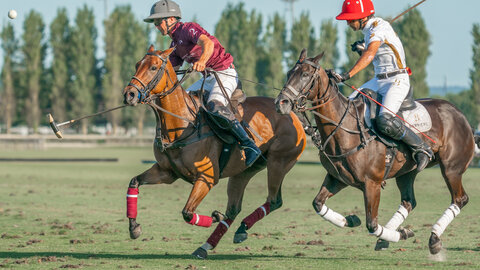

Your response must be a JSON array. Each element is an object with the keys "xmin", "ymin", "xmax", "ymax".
[
  {"xmin": 162, "ymin": 47, "xmax": 176, "ymax": 57},
  {"xmin": 299, "ymin": 48, "xmax": 307, "ymax": 62},
  {"xmin": 313, "ymin": 52, "xmax": 325, "ymax": 64},
  {"xmin": 148, "ymin": 44, "xmax": 155, "ymax": 53}
]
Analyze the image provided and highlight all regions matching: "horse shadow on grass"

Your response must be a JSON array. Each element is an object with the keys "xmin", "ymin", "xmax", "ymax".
[{"xmin": 0, "ymin": 251, "xmax": 378, "ymax": 262}]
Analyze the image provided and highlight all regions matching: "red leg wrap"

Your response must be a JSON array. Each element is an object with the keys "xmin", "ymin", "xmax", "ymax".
[
  {"xmin": 207, "ymin": 219, "xmax": 234, "ymax": 248},
  {"xmin": 242, "ymin": 202, "xmax": 271, "ymax": 229},
  {"xmin": 187, "ymin": 213, "xmax": 213, "ymax": 227},
  {"xmin": 126, "ymin": 188, "xmax": 139, "ymax": 219}
]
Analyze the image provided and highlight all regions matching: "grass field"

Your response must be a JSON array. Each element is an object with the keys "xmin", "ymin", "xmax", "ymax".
[{"xmin": 0, "ymin": 146, "xmax": 479, "ymax": 269}]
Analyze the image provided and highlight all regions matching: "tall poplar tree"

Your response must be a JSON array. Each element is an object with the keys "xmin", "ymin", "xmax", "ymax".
[
  {"xmin": 317, "ymin": 19, "xmax": 339, "ymax": 69},
  {"xmin": 103, "ymin": 6, "xmax": 128, "ymax": 134},
  {"xmin": 288, "ymin": 12, "xmax": 316, "ymax": 68},
  {"xmin": 49, "ymin": 8, "xmax": 71, "ymax": 124},
  {"xmin": 69, "ymin": 5, "xmax": 98, "ymax": 134},
  {"xmin": 256, "ymin": 13, "xmax": 287, "ymax": 97},
  {"xmin": 22, "ymin": 11, "xmax": 46, "ymax": 133},
  {"xmin": 0, "ymin": 23, "xmax": 17, "ymax": 133},
  {"xmin": 215, "ymin": 3, "xmax": 262, "ymax": 96},
  {"xmin": 394, "ymin": 9, "xmax": 430, "ymax": 98},
  {"xmin": 471, "ymin": 23, "xmax": 480, "ymax": 129},
  {"xmin": 123, "ymin": 8, "xmax": 150, "ymax": 135}
]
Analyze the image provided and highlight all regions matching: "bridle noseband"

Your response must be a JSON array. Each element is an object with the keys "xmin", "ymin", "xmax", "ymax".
[
  {"xmin": 281, "ymin": 59, "xmax": 325, "ymax": 112},
  {"xmin": 128, "ymin": 52, "xmax": 170, "ymax": 103}
]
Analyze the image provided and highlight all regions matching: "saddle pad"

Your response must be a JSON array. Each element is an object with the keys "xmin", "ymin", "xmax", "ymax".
[{"xmin": 365, "ymin": 101, "xmax": 432, "ymax": 133}]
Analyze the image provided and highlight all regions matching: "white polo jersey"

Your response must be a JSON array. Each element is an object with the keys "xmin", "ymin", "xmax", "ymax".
[{"xmin": 363, "ymin": 17, "xmax": 406, "ymax": 75}]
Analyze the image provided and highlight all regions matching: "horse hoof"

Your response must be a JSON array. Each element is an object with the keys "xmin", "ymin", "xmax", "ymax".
[
  {"xmin": 192, "ymin": 247, "xmax": 207, "ymax": 259},
  {"xmin": 398, "ymin": 226, "xmax": 415, "ymax": 240},
  {"xmin": 345, "ymin": 214, "xmax": 361, "ymax": 227},
  {"xmin": 233, "ymin": 232, "xmax": 248, "ymax": 244},
  {"xmin": 129, "ymin": 224, "xmax": 142, "ymax": 239},
  {"xmin": 211, "ymin": 210, "xmax": 225, "ymax": 223},
  {"xmin": 374, "ymin": 239, "xmax": 390, "ymax": 251},
  {"xmin": 429, "ymin": 232, "xmax": 442, "ymax": 255}
]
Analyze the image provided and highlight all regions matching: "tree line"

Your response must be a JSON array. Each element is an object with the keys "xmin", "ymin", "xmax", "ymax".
[{"xmin": 1, "ymin": 3, "xmax": 479, "ymax": 135}]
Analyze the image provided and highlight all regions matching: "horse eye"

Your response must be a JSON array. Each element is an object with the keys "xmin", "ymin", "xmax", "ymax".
[
  {"xmin": 151, "ymin": 66, "xmax": 158, "ymax": 71},
  {"xmin": 302, "ymin": 72, "xmax": 309, "ymax": 77}
]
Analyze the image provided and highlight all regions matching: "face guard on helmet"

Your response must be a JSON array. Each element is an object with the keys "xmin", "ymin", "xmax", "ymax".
[
  {"xmin": 336, "ymin": 0, "xmax": 375, "ymax": 21},
  {"xmin": 144, "ymin": 0, "xmax": 182, "ymax": 23}
]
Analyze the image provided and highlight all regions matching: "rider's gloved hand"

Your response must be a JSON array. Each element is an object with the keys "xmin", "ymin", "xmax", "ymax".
[
  {"xmin": 330, "ymin": 70, "xmax": 351, "ymax": 83},
  {"xmin": 351, "ymin": 40, "xmax": 365, "ymax": 55}
]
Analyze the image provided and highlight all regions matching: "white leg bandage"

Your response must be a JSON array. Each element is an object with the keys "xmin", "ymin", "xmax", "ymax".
[
  {"xmin": 432, "ymin": 204, "xmax": 460, "ymax": 237},
  {"xmin": 385, "ymin": 205, "xmax": 409, "ymax": 230},
  {"xmin": 371, "ymin": 225, "xmax": 400, "ymax": 242},
  {"xmin": 317, "ymin": 205, "xmax": 346, "ymax": 228}
]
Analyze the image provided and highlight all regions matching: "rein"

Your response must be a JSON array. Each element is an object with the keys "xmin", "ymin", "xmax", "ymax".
[{"xmin": 284, "ymin": 61, "xmax": 372, "ymax": 158}]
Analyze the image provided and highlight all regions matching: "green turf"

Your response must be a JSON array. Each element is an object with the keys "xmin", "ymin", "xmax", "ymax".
[{"xmin": 0, "ymin": 146, "xmax": 479, "ymax": 269}]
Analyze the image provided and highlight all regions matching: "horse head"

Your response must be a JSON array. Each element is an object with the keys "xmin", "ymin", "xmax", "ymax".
[
  {"xmin": 275, "ymin": 48, "xmax": 328, "ymax": 114},
  {"xmin": 123, "ymin": 45, "xmax": 176, "ymax": 106}
]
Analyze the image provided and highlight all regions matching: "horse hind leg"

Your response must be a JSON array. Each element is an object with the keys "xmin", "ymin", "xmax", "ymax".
[
  {"xmin": 429, "ymin": 164, "xmax": 469, "ymax": 255},
  {"xmin": 192, "ymin": 168, "xmax": 259, "ymax": 259},
  {"xmin": 375, "ymin": 171, "xmax": 418, "ymax": 251},
  {"xmin": 233, "ymin": 156, "xmax": 297, "ymax": 244}
]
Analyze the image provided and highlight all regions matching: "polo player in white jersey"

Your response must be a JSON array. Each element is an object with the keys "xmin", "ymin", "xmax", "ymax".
[{"xmin": 331, "ymin": 0, "xmax": 433, "ymax": 172}]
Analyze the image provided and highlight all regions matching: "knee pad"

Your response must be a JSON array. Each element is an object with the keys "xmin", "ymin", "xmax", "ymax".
[{"xmin": 375, "ymin": 113, "xmax": 406, "ymax": 140}]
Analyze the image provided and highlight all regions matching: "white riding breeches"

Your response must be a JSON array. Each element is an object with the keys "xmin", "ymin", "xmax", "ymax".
[
  {"xmin": 186, "ymin": 67, "xmax": 238, "ymax": 107},
  {"xmin": 349, "ymin": 73, "xmax": 410, "ymax": 116}
]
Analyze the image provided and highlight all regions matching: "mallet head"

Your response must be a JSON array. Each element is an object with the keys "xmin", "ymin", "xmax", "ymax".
[{"xmin": 47, "ymin": 113, "xmax": 63, "ymax": 139}]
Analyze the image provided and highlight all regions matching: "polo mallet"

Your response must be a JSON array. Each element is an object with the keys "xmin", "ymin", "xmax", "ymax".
[{"xmin": 47, "ymin": 104, "xmax": 128, "ymax": 139}]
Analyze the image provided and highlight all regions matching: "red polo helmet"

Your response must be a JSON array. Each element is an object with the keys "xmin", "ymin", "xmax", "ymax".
[{"xmin": 336, "ymin": 0, "xmax": 375, "ymax": 21}]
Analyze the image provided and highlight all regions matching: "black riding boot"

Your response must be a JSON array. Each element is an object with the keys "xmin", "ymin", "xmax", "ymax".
[
  {"xmin": 400, "ymin": 127, "xmax": 434, "ymax": 172},
  {"xmin": 376, "ymin": 113, "xmax": 433, "ymax": 172},
  {"xmin": 229, "ymin": 120, "xmax": 261, "ymax": 167}
]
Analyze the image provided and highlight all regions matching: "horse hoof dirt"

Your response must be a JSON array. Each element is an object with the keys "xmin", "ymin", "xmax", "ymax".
[
  {"xmin": 192, "ymin": 247, "xmax": 207, "ymax": 259},
  {"xmin": 374, "ymin": 239, "xmax": 390, "ymax": 251},
  {"xmin": 429, "ymin": 232, "xmax": 442, "ymax": 254},
  {"xmin": 129, "ymin": 224, "xmax": 142, "ymax": 239},
  {"xmin": 345, "ymin": 214, "xmax": 361, "ymax": 227}
]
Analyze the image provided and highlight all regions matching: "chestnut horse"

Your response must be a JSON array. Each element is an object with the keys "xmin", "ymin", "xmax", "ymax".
[
  {"xmin": 275, "ymin": 49, "xmax": 476, "ymax": 255},
  {"xmin": 122, "ymin": 45, "xmax": 306, "ymax": 259}
]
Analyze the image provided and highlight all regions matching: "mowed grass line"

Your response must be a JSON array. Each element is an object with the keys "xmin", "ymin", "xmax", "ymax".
[{"xmin": 0, "ymin": 146, "xmax": 479, "ymax": 269}]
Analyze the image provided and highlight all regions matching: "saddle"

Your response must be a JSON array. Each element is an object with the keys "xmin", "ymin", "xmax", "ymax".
[
  {"xmin": 359, "ymin": 86, "xmax": 432, "ymax": 147},
  {"xmin": 190, "ymin": 83, "xmax": 257, "ymax": 175}
]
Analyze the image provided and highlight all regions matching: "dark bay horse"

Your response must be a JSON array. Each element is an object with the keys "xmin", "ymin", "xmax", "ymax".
[
  {"xmin": 122, "ymin": 45, "xmax": 306, "ymax": 259},
  {"xmin": 275, "ymin": 49, "xmax": 476, "ymax": 255}
]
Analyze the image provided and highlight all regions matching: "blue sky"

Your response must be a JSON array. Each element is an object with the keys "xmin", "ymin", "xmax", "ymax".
[{"xmin": 1, "ymin": 0, "xmax": 479, "ymax": 88}]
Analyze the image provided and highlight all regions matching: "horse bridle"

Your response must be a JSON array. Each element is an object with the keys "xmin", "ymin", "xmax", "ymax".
[
  {"xmin": 128, "ymin": 52, "xmax": 170, "ymax": 103},
  {"xmin": 282, "ymin": 59, "xmax": 326, "ymax": 112}
]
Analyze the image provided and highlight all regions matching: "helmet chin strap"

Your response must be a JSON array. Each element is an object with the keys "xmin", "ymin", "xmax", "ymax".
[
  {"xmin": 166, "ymin": 18, "xmax": 178, "ymax": 35},
  {"xmin": 360, "ymin": 17, "xmax": 370, "ymax": 30}
]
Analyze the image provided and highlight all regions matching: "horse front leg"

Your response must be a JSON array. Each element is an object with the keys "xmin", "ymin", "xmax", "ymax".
[
  {"xmin": 375, "ymin": 171, "xmax": 417, "ymax": 251},
  {"xmin": 127, "ymin": 163, "xmax": 176, "ymax": 239},
  {"xmin": 182, "ymin": 174, "xmax": 217, "ymax": 228},
  {"xmin": 312, "ymin": 174, "xmax": 361, "ymax": 228},
  {"xmin": 364, "ymin": 179, "xmax": 410, "ymax": 243}
]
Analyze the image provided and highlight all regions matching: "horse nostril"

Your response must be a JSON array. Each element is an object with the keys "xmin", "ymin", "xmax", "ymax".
[
  {"xmin": 128, "ymin": 91, "xmax": 135, "ymax": 98},
  {"xmin": 280, "ymin": 99, "xmax": 288, "ymax": 105}
]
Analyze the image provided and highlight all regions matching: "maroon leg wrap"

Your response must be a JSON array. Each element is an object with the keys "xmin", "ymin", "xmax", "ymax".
[
  {"xmin": 187, "ymin": 213, "xmax": 213, "ymax": 227},
  {"xmin": 206, "ymin": 219, "xmax": 234, "ymax": 248},
  {"xmin": 242, "ymin": 202, "xmax": 271, "ymax": 229},
  {"xmin": 126, "ymin": 188, "xmax": 139, "ymax": 218}
]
